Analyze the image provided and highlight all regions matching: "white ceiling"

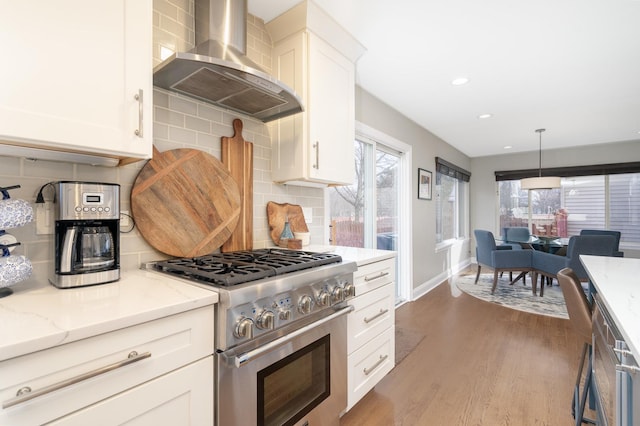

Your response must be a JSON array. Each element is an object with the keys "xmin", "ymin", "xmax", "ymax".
[{"xmin": 248, "ymin": 0, "xmax": 640, "ymax": 158}]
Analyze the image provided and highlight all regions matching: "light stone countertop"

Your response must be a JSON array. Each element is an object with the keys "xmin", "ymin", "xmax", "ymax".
[
  {"xmin": 0, "ymin": 246, "xmax": 390, "ymax": 363},
  {"xmin": 581, "ymin": 255, "xmax": 640, "ymax": 358},
  {"xmin": 0, "ymin": 269, "xmax": 218, "ymax": 362},
  {"xmin": 304, "ymin": 245, "xmax": 396, "ymax": 266}
]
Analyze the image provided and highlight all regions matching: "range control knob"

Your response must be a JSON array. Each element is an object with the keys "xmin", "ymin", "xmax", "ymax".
[
  {"xmin": 256, "ymin": 310, "xmax": 275, "ymax": 330},
  {"xmin": 344, "ymin": 283, "xmax": 356, "ymax": 298},
  {"xmin": 298, "ymin": 295, "xmax": 313, "ymax": 314},
  {"xmin": 317, "ymin": 290, "xmax": 330, "ymax": 307},
  {"xmin": 331, "ymin": 286, "xmax": 344, "ymax": 304},
  {"xmin": 279, "ymin": 309, "xmax": 291, "ymax": 321},
  {"xmin": 234, "ymin": 317, "xmax": 255, "ymax": 339}
]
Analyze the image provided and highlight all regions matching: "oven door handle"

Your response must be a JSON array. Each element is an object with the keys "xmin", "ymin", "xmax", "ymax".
[{"xmin": 224, "ymin": 305, "xmax": 354, "ymax": 368}]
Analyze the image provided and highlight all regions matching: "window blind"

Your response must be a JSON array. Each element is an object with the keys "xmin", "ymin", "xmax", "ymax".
[
  {"xmin": 436, "ymin": 157, "xmax": 471, "ymax": 182},
  {"xmin": 494, "ymin": 161, "xmax": 640, "ymax": 181}
]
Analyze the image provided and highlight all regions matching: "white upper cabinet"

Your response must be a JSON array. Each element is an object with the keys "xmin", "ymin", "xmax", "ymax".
[
  {"xmin": 0, "ymin": 0, "xmax": 153, "ymax": 163},
  {"xmin": 268, "ymin": 0, "xmax": 365, "ymax": 186}
]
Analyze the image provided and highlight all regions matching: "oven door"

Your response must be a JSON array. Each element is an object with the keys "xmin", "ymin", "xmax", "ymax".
[{"xmin": 217, "ymin": 306, "xmax": 351, "ymax": 426}]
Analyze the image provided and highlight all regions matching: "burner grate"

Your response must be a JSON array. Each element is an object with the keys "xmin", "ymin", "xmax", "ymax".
[
  {"xmin": 154, "ymin": 257, "xmax": 275, "ymax": 286},
  {"xmin": 153, "ymin": 249, "xmax": 342, "ymax": 287}
]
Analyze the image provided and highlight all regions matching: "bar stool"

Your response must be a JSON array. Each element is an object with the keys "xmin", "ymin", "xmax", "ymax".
[{"xmin": 557, "ymin": 268, "xmax": 595, "ymax": 425}]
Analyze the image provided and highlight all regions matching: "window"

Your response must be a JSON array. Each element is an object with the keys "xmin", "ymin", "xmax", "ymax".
[
  {"xmin": 435, "ymin": 158, "xmax": 470, "ymax": 244},
  {"xmin": 497, "ymin": 172, "xmax": 640, "ymax": 245}
]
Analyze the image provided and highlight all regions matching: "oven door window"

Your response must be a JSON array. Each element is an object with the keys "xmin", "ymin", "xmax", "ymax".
[{"xmin": 257, "ymin": 334, "xmax": 330, "ymax": 426}]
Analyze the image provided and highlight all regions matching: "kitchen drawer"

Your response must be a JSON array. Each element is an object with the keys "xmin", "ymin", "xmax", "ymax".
[
  {"xmin": 0, "ymin": 306, "xmax": 214, "ymax": 425},
  {"xmin": 354, "ymin": 258, "xmax": 395, "ymax": 295},
  {"xmin": 347, "ymin": 326, "xmax": 395, "ymax": 411},
  {"xmin": 49, "ymin": 357, "xmax": 214, "ymax": 426},
  {"xmin": 348, "ymin": 283, "xmax": 395, "ymax": 355}
]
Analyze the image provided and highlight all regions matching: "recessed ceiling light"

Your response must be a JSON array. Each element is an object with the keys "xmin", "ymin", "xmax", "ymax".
[
  {"xmin": 477, "ymin": 113, "xmax": 493, "ymax": 119},
  {"xmin": 504, "ymin": 145, "xmax": 512, "ymax": 150},
  {"xmin": 451, "ymin": 77, "xmax": 469, "ymax": 86}
]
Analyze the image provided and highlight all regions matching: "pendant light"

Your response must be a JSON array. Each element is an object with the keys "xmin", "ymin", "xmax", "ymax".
[{"xmin": 520, "ymin": 128, "xmax": 561, "ymax": 189}]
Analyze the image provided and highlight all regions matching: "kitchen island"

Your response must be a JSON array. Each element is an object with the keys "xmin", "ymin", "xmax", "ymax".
[
  {"xmin": 581, "ymin": 255, "xmax": 640, "ymax": 358},
  {"xmin": 581, "ymin": 254, "xmax": 640, "ymax": 425}
]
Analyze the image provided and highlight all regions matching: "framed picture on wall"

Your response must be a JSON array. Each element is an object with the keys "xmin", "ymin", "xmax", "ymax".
[{"xmin": 418, "ymin": 168, "xmax": 432, "ymax": 200}]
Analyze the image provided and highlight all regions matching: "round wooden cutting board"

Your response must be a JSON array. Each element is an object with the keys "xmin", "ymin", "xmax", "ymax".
[{"xmin": 131, "ymin": 147, "xmax": 241, "ymax": 257}]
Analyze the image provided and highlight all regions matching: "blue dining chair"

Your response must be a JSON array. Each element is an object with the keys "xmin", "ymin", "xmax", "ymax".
[
  {"xmin": 499, "ymin": 227, "xmax": 530, "ymax": 250},
  {"xmin": 580, "ymin": 229, "xmax": 623, "ymax": 257},
  {"xmin": 531, "ymin": 235, "xmax": 617, "ymax": 296},
  {"xmin": 474, "ymin": 230, "xmax": 534, "ymax": 294}
]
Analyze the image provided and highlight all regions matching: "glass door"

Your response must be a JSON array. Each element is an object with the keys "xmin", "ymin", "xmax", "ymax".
[
  {"xmin": 375, "ymin": 146, "xmax": 399, "ymax": 253},
  {"xmin": 329, "ymin": 132, "xmax": 409, "ymax": 304},
  {"xmin": 329, "ymin": 140, "xmax": 371, "ymax": 248}
]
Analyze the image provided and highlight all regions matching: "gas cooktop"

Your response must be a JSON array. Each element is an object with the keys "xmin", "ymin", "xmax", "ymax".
[{"xmin": 152, "ymin": 249, "xmax": 342, "ymax": 287}]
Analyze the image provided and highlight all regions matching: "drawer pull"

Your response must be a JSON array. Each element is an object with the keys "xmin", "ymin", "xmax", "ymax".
[
  {"xmin": 364, "ymin": 271, "xmax": 389, "ymax": 282},
  {"xmin": 2, "ymin": 351, "xmax": 151, "ymax": 409},
  {"xmin": 363, "ymin": 354, "xmax": 388, "ymax": 375},
  {"xmin": 364, "ymin": 308, "xmax": 389, "ymax": 324}
]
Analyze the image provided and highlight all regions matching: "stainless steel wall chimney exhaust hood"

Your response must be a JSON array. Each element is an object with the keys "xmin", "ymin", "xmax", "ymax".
[{"xmin": 153, "ymin": 0, "xmax": 303, "ymax": 122}]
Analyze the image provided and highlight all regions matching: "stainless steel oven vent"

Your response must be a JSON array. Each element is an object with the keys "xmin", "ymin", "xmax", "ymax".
[{"xmin": 153, "ymin": 0, "xmax": 303, "ymax": 122}]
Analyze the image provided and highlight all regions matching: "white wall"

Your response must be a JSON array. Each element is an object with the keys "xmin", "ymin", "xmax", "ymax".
[{"xmin": 470, "ymin": 139, "xmax": 640, "ymax": 257}]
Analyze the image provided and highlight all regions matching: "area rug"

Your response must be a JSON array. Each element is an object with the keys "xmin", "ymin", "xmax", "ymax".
[
  {"xmin": 453, "ymin": 272, "xmax": 569, "ymax": 319},
  {"xmin": 395, "ymin": 327, "xmax": 425, "ymax": 365}
]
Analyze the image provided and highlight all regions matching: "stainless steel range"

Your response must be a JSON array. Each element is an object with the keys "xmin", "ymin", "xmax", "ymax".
[{"xmin": 147, "ymin": 248, "xmax": 356, "ymax": 426}]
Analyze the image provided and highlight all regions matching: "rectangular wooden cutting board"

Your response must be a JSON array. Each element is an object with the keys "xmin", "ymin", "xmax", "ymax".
[{"xmin": 221, "ymin": 119, "xmax": 253, "ymax": 252}]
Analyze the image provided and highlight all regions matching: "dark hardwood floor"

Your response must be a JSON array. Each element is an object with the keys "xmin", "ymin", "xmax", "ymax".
[{"xmin": 340, "ymin": 270, "xmax": 594, "ymax": 425}]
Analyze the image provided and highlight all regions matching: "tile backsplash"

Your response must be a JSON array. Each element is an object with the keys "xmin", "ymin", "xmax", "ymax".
[{"xmin": 0, "ymin": 2, "xmax": 324, "ymax": 286}]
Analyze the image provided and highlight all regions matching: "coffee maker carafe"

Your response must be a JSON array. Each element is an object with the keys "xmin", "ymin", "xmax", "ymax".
[{"xmin": 51, "ymin": 181, "xmax": 120, "ymax": 288}]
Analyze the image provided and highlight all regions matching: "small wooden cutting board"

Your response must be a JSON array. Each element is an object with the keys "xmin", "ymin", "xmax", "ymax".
[
  {"xmin": 267, "ymin": 202, "xmax": 309, "ymax": 246},
  {"xmin": 131, "ymin": 147, "xmax": 241, "ymax": 257}
]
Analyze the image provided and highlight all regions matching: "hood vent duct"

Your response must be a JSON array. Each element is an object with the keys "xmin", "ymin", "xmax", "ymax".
[{"xmin": 153, "ymin": 0, "xmax": 303, "ymax": 122}]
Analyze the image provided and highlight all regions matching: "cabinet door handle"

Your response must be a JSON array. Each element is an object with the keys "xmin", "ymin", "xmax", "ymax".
[
  {"xmin": 2, "ymin": 351, "xmax": 151, "ymax": 409},
  {"xmin": 364, "ymin": 308, "xmax": 389, "ymax": 324},
  {"xmin": 313, "ymin": 141, "xmax": 319, "ymax": 169},
  {"xmin": 134, "ymin": 89, "xmax": 144, "ymax": 138},
  {"xmin": 364, "ymin": 271, "xmax": 389, "ymax": 282},
  {"xmin": 363, "ymin": 354, "xmax": 388, "ymax": 375}
]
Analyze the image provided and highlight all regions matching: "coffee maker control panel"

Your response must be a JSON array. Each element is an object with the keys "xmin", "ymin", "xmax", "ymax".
[{"xmin": 57, "ymin": 181, "xmax": 120, "ymax": 221}]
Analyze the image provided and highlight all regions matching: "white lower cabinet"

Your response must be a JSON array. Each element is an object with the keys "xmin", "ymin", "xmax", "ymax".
[
  {"xmin": 0, "ymin": 306, "xmax": 214, "ymax": 425},
  {"xmin": 348, "ymin": 328, "xmax": 395, "ymax": 408},
  {"xmin": 49, "ymin": 357, "xmax": 213, "ymax": 426},
  {"xmin": 346, "ymin": 256, "xmax": 396, "ymax": 411}
]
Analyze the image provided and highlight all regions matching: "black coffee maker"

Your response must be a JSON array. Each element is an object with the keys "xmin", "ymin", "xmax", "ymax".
[{"xmin": 50, "ymin": 181, "xmax": 120, "ymax": 288}]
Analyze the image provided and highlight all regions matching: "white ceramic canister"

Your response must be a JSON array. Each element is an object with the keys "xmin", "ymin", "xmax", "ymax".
[
  {"xmin": 0, "ymin": 199, "xmax": 34, "ymax": 229},
  {"xmin": 0, "ymin": 255, "xmax": 33, "ymax": 288}
]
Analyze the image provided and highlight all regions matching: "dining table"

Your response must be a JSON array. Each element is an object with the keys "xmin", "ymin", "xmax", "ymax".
[
  {"xmin": 531, "ymin": 235, "xmax": 569, "ymax": 253},
  {"xmin": 500, "ymin": 235, "xmax": 569, "ymax": 253}
]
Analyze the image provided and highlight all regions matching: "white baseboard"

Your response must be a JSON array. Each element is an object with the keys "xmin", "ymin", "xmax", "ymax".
[{"xmin": 412, "ymin": 258, "xmax": 472, "ymax": 301}]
